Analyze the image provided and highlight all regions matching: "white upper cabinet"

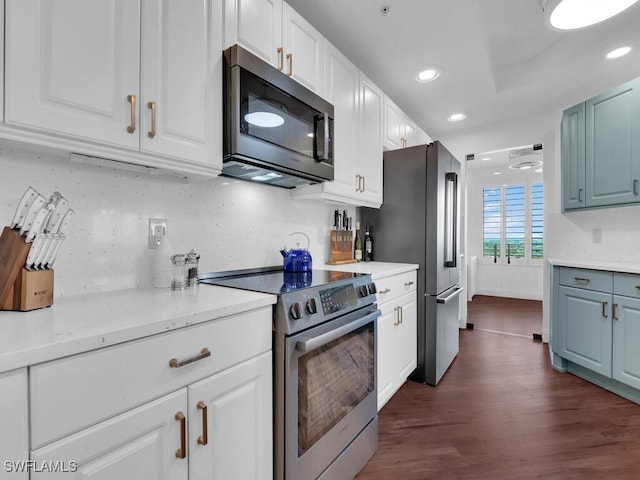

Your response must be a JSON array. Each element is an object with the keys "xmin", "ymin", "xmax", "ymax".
[
  {"xmin": 356, "ymin": 72, "xmax": 384, "ymax": 206},
  {"xmin": 140, "ymin": 0, "xmax": 222, "ymax": 165},
  {"xmin": 5, "ymin": 0, "xmax": 141, "ymax": 149},
  {"xmin": 225, "ymin": 0, "xmax": 324, "ymax": 95},
  {"xmin": 383, "ymin": 95, "xmax": 427, "ymax": 150},
  {"xmin": 4, "ymin": 0, "xmax": 222, "ymax": 177}
]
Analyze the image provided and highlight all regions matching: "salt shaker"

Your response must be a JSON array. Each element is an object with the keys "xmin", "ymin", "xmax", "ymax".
[
  {"xmin": 170, "ymin": 254, "xmax": 187, "ymax": 290},
  {"xmin": 185, "ymin": 249, "xmax": 200, "ymax": 287}
]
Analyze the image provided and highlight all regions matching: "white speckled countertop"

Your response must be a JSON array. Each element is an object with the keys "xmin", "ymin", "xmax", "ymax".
[
  {"xmin": 0, "ymin": 286, "xmax": 275, "ymax": 374},
  {"xmin": 320, "ymin": 262, "xmax": 419, "ymax": 279},
  {"xmin": 548, "ymin": 258, "xmax": 640, "ymax": 275}
]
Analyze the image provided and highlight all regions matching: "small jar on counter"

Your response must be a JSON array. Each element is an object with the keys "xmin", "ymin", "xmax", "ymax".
[
  {"xmin": 185, "ymin": 249, "xmax": 200, "ymax": 287},
  {"xmin": 170, "ymin": 254, "xmax": 187, "ymax": 290}
]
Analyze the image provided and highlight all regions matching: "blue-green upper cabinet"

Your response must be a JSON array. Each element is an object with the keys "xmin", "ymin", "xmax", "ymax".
[
  {"xmin": 585, "ymin": 77, "xmax": 640, "ymax": 207},
  {"xmin": 561, "ymin": 103, "xmax": 586, "ymax": 210},
  {"xmin": 561, "ymin": 77, "xmax": 640, "ymax": 211}
]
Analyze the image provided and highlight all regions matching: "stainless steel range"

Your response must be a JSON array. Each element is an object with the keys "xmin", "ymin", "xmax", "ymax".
[{"xmin": 199, "ymin": 267, "xmax": 380, "ymax": 480}]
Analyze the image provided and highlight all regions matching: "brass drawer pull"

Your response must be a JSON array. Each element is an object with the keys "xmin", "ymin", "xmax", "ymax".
[
  {"xmin": 602, "ymin": 301, "xmax": 608, "ymax": 319},
  {"xmin": 393, "ymin": 306, "xmax": 400, "ymax": 326},
  {"xmin": 197, "ymin": 401, "xmax": 208, "ymax": 445},
  {"xmin": 147, "ymin": 101, "xmax": 157, "ymax": 138},
  {"xmin": 169, "ymin": 348, "xmax": 211, "ymax": 368},
  {"xmin": 127, "ymin": 94, "xmax": 136, "ymax": 134},
  {"xmin": 574, "ymin": 277, "xmax": 590, "ymax": 283},
  {"xmin": 277, "ymin": 47, "xmax": 284, "ymax": 71},
  {"xmin": 286, "ymin": 53, "xmax": 293, "ymax": 76},
  {"xmin": 379, "ymin": 288, "xmax": 391, "ymax": 294},
  {"xmin": 175, "ymin": 411, "xmax": 186, "ymax": 459},
  {"xmin": 404, "ymin": 281, "xmax": 414, "ymax": 286},
  {"xmin": 398, "ymin": 305, "xmax": 403, "ymax": 324}
]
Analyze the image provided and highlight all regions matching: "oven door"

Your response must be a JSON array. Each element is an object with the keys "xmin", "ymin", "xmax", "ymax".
[{"xmin": 282, "ymin": 306, "xmax": 379, "ymax": 480}]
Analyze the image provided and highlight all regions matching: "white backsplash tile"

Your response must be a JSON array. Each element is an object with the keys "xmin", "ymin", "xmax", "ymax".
[{"xmin": 0, "ymin": 143, "xmax": 353, "ymax": 297}]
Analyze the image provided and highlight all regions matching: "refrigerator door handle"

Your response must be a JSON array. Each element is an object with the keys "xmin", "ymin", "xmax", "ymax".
[
  {"xmin": 444, "ymin": 172, "xmax": 458, "ymax": 268},
  {"xmin": 436, "ymin": 286, "xmax": 464, "ymax": 304}
]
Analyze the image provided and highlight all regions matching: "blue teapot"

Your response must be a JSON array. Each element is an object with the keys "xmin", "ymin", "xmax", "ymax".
[{"xmin": 280, "ymin": 232, "xmax": 313, "ymax": 272}]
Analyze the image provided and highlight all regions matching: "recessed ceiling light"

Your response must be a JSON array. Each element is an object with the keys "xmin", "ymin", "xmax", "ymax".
[
  {"xmin": 493, "ymin": 172, "xmax": 501, "ymax": 175},
  {"xmin": 509, "ymin": 160, "xmax": 543, "ymax": 170},
  {"xmin": 481, "ymin": 157, "xmax": 491, "ymax": 161},
  {"xmin": 448, "ymin": 113, "xmax": 467, "ymax": 122},
  {"xmin": 543, "ymin": 0, "xmax": 639, "ymax": 30},
  {"xmin": 606, "ymin": 46, "xmax": 632, "ymax": 59},
  {"xmin": 415, "ymin": 67, "xmax": 441, "ymax": 82}
]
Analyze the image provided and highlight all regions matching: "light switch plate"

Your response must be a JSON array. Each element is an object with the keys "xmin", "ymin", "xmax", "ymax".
[{"xmin": 149, "ymin": 218, "xmax": 168, "ymax": 249}]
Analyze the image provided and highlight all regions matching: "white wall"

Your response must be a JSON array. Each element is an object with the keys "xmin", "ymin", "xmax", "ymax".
[{"xmin": 0, "ymin": 142, "xmax": 348, "ymax": 298}]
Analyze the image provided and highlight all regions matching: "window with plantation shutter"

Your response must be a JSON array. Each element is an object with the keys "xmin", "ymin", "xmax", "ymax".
[{"xmin": 482, "ymin": 183, "xmax": 543, "ymax": 261}]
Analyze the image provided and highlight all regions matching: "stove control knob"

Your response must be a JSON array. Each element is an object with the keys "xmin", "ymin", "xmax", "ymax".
[
  {"xmin": 305, "ymin": 298, "xmax": 318, "ymax": 315},
  {"xmin": 368, "ymin": 283, "xmax": 377, "ymax": 294},
  {"xmin": 289, "ymin": 302, "xmax": 302, "ymax": 320},
  {"xmin": 359, "ymin": 285, "xmax": 369, "ymax": 298}
]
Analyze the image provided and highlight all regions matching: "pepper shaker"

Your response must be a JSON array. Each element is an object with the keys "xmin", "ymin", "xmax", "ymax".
[{"xmin": 185, "ymin": 249, "xmax": 200, "ymax": 287}]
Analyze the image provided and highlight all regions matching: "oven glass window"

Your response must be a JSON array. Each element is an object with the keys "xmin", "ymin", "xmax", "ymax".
[
  {"xmin": 239, "ymin": 68, "xmax": 332, "ymax": 162},
  {"xmin": 297, "ymin": 322, "xmax": 374, "ymax": 456}
]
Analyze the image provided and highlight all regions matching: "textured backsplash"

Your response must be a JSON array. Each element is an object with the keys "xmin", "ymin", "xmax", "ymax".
[{"xmin": 0, "ymin": 142, "xmax": 350, "ymax": 297}]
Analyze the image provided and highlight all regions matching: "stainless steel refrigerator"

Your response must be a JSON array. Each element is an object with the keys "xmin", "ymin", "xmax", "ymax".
[{"xmin": 361, "ymin": 141, "xmax": 463, "ymax": 386}]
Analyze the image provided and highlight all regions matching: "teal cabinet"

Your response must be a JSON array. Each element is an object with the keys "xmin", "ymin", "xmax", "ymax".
[
  {"xmin": 552, "ymin": 266, "xmax": 640, "ymax": 401},
  {"xmin": 561, "ymin": 103, "xmax": 585, "ymax": 210},
  {"xmin": 561, "ymin": 77, "xmax": 640, "ymax": 211}
]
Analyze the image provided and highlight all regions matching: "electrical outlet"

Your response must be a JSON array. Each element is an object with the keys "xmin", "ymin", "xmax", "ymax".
[{"xmin": 149, "ymin": 218, "xmax": 168, "ymax": 249}]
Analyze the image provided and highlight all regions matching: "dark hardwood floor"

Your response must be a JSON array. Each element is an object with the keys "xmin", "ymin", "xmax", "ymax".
[
  {"xmin": 356, "ymin": 298, "xmax": 640, "ymax": 480},
  {"xmin": 467, "ymin": 295, "xmax": 542, "ymax": 337}
]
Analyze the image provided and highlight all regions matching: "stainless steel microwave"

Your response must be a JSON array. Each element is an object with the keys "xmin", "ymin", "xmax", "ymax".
[{"xmin": 223, "ymin": 45, "xmax": 334, "ymax": 188}]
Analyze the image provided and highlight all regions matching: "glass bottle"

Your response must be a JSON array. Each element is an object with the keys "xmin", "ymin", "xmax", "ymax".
[
  {"xmin": 354, "ymin": 222, "xmax": 363, "ymax": 261},
  {"xmin": 364, "ymin": 225, "xmax": 373, "ymax": 262}
]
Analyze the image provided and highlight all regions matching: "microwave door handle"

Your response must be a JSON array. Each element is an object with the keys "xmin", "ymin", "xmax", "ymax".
[
  {"xmin": 296, "ymin": 309, "xmax": 381, "ymax": 352},
  {"xmin": 313, "ymin": 113, "xmax": 330, "ymax": 162}
]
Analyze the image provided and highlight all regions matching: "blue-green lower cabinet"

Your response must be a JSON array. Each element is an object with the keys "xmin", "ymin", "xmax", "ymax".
[
  {"xmin": 558, "ymin": 285, "xmax": 611, "ymax": 377},
  {"xmin": 553, "ymin": 266, "xmax": 640, "ymax": 402},
  {"xmin": 612, "ymin": 295, "xmax": 640, "ymax": 390}
]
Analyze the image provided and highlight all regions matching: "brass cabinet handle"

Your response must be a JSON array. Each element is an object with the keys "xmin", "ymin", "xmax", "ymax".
[
  {"xmin": 404, "ymin": 281, "xmax": 414, "ymax": 286},
  {"xmin": 175, "ymin": 411, "xmax": 186, "ymax": 459},
  {"xmin": 602, "ymin": 301, "xmax": 608, "ymax": 319},
  {"xmin": 574, "ymin": 277, "xmax": 590, "ymax": 283},
  {"xmin": 379, "ymin": 288, "xmax": 391, "ymax": 294},
  {"xmin": 355, "ymin": 174, "xmax": 362, "ymax": 192},
  {"xmin": 169, "ymin": 348, "xmax": 211, "ymax": 368},
  {"xmin": 127, "ymin": 94, "xmax": 136, "ymax": 134},
  {"xmin": 286, "ymin": 53, "xmax": 293, "ymax": 76},
  {"xmin": 361, "ymin": 175, "xmax": 366, "ymax": 192},
  {"xmin": 197, "ymin": 401, "xmax": 208, "ymax": 445},
  {"xmin": 613, "ymin": 303, "xmax": 619, "ymax": 321},
  {"xmin": 399, "ymin": 305, "xmax": 403, "ymax": 324},
  {"xmin": 393, "ymin": 306, "xmax": 400, "ymax": 326},
  {"xmin": 147, "ymin": 101, "xmax": 157, "ymax": 138},
  {"xmin": 277, "ymin": 47, "xmax": 284, "ymax": 71}
]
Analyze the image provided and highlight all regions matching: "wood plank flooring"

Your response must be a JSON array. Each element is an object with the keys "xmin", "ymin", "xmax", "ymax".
[
  {"xmin": 467, "ymin": 295, "xmax": 542, "ymax": 337},
  {"xmin": 356, "ymin": 299, "xmax": 640, "ymax": 480}
]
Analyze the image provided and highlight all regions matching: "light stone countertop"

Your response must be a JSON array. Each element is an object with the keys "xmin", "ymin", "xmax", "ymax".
[
  {"xmin": 548, "ymin": 258, "xmax": 640, "ymax": 275},
  {"xmin": 319, "ymin": 261, "xmax": 420, "ymax": 279},
  {"xmin": 0, "ymin": 285, "xmax": 276, "ymax": 374}
]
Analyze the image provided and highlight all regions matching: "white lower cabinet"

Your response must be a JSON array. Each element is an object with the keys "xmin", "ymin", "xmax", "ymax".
[
  {"xmin": 0, "ymin": 368, "xmax": 28, "ymax": 480},
  {"xmin": 28, "ymin": 307, "xmax": 272, "ymax": 479},
  {"xmin": 376, "ymin": 270, "xmax": 418, "ymax": 410}
]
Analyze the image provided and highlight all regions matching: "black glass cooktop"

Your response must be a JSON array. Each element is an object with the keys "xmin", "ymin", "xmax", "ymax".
[{"xmin": 199, "ymin": 267, "xmax": 365, "ymax": 295}]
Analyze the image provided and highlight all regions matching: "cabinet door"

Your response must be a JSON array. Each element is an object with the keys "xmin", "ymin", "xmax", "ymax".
[
  {"xmin": 558, "ymin": 286, "xmax": 612, "ymax": 376},
  {"xmin": 561, "ymin": 103, "xmax": 586, "ymax": 210},
  {"xmin": 613, "ymin": 296, "xmax": 640, "ymax": 389},
  {"xmin": 141, "ymin": 0, "xmax": 222, "ymax": 166},
  {"xmin": 189, "ymin": 352, "xmax": 272, "ymax": 480},
  {"xmin": 403, "ymin": 119, "xmax": 418, "ymax": 147},
  {"xmin": 5, "ymin": 0, "xmax": 140, "ymax": 148},
  {"xmin": 585, "ymin": 78, "xmax": 640, "ymax": 207},
  {"xmin": 282, "ymin": 3, "xmax": 323, "ymax": 94},
  {"xmin": 323, "ymin": 40, "xmax": 359, "ymax": 195},
  {"xmin": 224, "ymin": 0, "xmax": 282, "ymax": 67},
  {"xmin": 383, "ymin": 96, "xmax": 405, "ymax": 151},
  {"xmin": 376, "ymin": 302, "xmax": 397, "ymax": 411},
  {"xmin": 31, "ymin": 390, "xmax": 188, "ymax": 480},
  {"xmin": 357, "ymin": 73, "xmax": 384, "ymax": 207},
  {"xmin": 0, "ymin": 369, "xmax": 28, "ymax": 480},
  {"xmin": 396, "ymin": 291, "xmax": 418, "ymax": 383}
]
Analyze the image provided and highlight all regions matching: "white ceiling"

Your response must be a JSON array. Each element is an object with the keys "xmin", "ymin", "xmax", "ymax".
[{"xmin": 286, "ymin": 0, "xmax": 640, "ymax": 144}]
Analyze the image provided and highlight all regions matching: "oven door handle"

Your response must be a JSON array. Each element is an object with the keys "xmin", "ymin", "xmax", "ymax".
[{"xmin": 296, "ymin": 309, "xmax": 381, "ymax": 352}]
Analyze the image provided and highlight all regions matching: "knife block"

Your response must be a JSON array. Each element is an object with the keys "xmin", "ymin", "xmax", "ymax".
[
  {"xmin": 326, "ymin": 229, "xmax": 357, "ymax": 265},
  {"xmin": 0, "ymin": 226, "xmax": 54, "ymax": 311}
]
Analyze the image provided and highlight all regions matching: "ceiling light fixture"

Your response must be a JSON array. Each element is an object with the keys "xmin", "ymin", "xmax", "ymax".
[
  {"xmin": 415, "ymin": 67, "xmax": 441, "ymax": 82},
  {"xmin": 448, "ymin": 113, "xmax": 467, "ymax": 122},
  {"xmin": 541, "ymin": 0, "xmax": 639, "ymax": 30},
  {"xmin": 606, "ymin": 46, "xmax": 632, "ymax": 59}
]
